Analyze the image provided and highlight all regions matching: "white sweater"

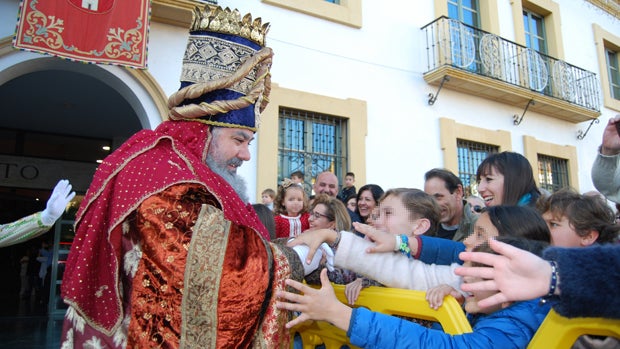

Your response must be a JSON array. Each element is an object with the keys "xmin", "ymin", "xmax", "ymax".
[{"xmin": 334, "ymin": 231, "xmax": 463, "ymax": 292}]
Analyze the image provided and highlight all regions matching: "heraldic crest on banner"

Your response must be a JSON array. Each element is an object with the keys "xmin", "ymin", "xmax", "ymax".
[{"xmin": 13, "ymin": 0, "xmax": 151, "ymax": 69}]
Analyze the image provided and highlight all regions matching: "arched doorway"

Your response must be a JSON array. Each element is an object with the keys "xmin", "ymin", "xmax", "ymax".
[{"xmin": 0, "ymin": 47, "xmax": 167, "ymax": 346}]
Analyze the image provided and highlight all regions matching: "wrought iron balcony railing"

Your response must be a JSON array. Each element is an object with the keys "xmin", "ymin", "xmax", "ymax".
[{"xmin": 421, "ymin": 16, "xmax": 601, "ymax": 114}]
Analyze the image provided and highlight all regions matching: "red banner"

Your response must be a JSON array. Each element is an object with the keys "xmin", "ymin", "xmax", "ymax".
[{"xmin": 13, "ymin": 0, "xmax": 151, "ymax": 69}]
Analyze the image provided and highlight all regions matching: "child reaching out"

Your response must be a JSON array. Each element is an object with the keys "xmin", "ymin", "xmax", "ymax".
[
  {"xmin": 344, "ymin": 188, "xmax": 441, "ymax": 304},
  {"xmin": 276, "ymin": 236, "xmax": 552, "ymax": 349},
  {"xmin": 394, "ymin": 188, "xmax": 618, "ymax": 272},
  {"xmin": 288, "ymin": 205, "xmax": 550, "ymax": 302},
  {"xmin": 274, "ymin": 179, "xmax": 310, "ymax": 239},
  {"xmin": 425, "ymin": 236, "xmax": 548, "ymax": 311}
]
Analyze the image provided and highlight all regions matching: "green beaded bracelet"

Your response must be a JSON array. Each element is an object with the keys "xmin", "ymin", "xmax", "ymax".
[{"xmin": 398, "ymin": 234, "xmax": 412, "ymax": 259}]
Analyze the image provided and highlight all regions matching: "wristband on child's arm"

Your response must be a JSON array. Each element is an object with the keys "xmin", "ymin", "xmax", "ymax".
[
  {"xmin": 394, "ymin": 234, "xmax": 412, "ymax": 258},
  {"xmin": 546, "ymin": 261, "xmax": 559, "ymax": 297},
  {"xmin": 541, "ymin": 260, "xmax": 560, "ymax": 304}
]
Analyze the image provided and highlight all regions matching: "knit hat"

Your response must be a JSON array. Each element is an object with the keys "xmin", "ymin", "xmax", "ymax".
[{"xmin": 167, "ymin": 6, "xmax": 273, "ymax": 131}]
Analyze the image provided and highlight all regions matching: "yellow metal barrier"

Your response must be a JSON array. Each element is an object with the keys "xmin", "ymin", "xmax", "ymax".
[
  {"xmin": 292, "ymin": 284, "xmax": 472, "ymax": 349},
  {"xmin": 292, "ymin": 285, "xmax": 620, "ymax": 349},
  {"xmin": 528, "ymin": 309, "xmax": 620, "ymax": 349}
]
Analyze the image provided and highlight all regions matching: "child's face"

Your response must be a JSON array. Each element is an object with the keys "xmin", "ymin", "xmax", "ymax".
[
  {"xmin": 283, "ymin": 188, "xmax": 304, "ymax": 216},
  {"xmin": 374, "ymin": 195, "xmax": 420, "ymax": 235},
  {"xmin": 291, "ymin": 176, "xmax": 303, "ymax": 184},
  {"xmin": 463, "ymin": 212, "xmax": 499, "ymax": 251},
  {"xmin": 344, "ymin": 176, "xmax": 355, "ymax": 187},
  {"xmin": 542, "ymin": 211, "xmax": 582, "ymax": 247},
  {"xmin": 462, "ymin": 261, "xmax": 503, "ymax": 314},
  {"xmin": 261, "ymin": 194, "xmax": 273, "ymax": 204},
  {"xmin": 346, "ymin": 197, "xmax": 357, "ymax": 212}
]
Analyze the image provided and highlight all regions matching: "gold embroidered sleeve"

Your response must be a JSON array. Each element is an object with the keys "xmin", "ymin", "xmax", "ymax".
[{"xmin": 0, "ymin": 212, "xmax": 51, "ymax": 248}]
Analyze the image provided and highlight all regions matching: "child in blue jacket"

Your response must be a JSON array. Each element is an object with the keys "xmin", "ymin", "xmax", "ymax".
[{"xmin": 276, "ymin": 236, "xmax": 552, "ymax": 349}]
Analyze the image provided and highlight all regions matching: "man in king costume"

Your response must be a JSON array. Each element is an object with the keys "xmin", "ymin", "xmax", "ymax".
[{"xmin": 60, "ymin": 6, "xmax": 315, "ymax": 348}]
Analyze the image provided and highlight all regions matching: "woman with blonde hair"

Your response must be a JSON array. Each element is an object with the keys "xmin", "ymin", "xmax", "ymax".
[
  {"xmin": 308, "ymin": 194, "xmax": 351, "ymax": 233},
  {"xmin": 304, "ymin": 194, "xmax": 355, "ymax": 287}
]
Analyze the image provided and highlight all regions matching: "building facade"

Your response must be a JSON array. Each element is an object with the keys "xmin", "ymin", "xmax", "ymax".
[
  {"xmin": 1, "ymin": 0, "xmax": 619, "ymax": 199},
  {"xmin": 0, "ymin": 0, "xmax": 618, "ymax": 326}
]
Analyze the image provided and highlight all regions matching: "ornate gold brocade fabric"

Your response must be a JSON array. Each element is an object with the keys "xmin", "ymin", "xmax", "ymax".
[
  {"xmin": 124, "ymin": 183, "xmax": 304, "ymax": 348},
  {"xmin": 128, "ymin": 184, "xmax": 217, "ymax": 348}
]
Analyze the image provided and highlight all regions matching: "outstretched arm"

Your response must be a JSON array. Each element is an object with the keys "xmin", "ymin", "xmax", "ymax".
[
  {"xmin": 592, "ymin": 115, "xmax": 620, "ymax": 202},
  {"xmin": 454, "ymin": 238, "xmax": 552, "ymax": 308},
  {"xmin": 0, "ymin": 179, "xmax": 75, "ymax": 247},
  {"xmin": 354, "ymin": 222, "xmax": 419, "ymax": 255},
  {"xmin": 276, "ymin": 268, "xmax": 352, "ymax": 331},
  {"xmin": 457, "ymin": 240, "xmax": 620, "ymax": 319},
  {"xmin": 288, "ymin": 229, "xmax": 340, "ymax": 265},
  {"xmin": 600, "ymin": 114, "xmax": 620, "ymax": 156},
  {"xmin": 355, "ymin": 222, "xmax": 464, "ymax": 266}
]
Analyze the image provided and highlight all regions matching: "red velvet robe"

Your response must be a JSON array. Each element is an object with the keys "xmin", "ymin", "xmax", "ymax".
[{"xmin": 61, "ymin": 121, "xmax": 303, "ymax": 348}]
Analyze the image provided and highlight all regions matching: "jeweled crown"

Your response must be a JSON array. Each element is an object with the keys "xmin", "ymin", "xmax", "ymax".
[{"xmin": 190, "ymin": 6, "xmax": 270, "ymax": 47}]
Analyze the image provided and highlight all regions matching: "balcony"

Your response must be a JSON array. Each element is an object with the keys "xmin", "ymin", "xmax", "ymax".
[{"xmin": 421, "ymin": 17, "xmax": 601, "ymax": 123}]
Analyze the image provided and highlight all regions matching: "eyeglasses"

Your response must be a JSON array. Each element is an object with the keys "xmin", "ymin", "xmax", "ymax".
[{"xmin": 309, "ymin": 210, "xmax": 333, "ymax": 220}]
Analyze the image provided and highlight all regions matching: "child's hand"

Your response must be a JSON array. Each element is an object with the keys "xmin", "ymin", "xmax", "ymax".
[
  {"xmin": 345, "ymin": 278, "xmax": 363, "ymax": 305},
  {"xmin": 353, "ymin": 222, "xmax": 395, "ymax": 253},
  {"xmin": 276, "ymin": 269, "xmax": 352, "ymax": 331},
  {"xmin": 426, "ymin": 284, "xmax": 464, "ymax": 310}
]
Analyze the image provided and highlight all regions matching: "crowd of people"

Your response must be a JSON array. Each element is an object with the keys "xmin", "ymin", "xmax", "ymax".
[
  {"xmin": 2, "ymin": 4, "xmax": 618, "ymax": 349},
  {"xmin": 274, "ymin": 119, "xmax": 620, "ymax": 348},
  {"xmin": 254, "ymin": 139, "xmax": 619, "ymax": 348}
]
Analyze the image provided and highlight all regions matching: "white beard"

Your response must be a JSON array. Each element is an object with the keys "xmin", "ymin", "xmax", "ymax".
[{"xmin": 206, "ymin": 155, "xmax": 249, "ymax": 203}]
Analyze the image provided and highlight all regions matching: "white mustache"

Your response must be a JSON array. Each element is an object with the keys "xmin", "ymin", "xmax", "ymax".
[{"xmin": 228, "ymin": 158, "xmax": 243, "ymax": 167}]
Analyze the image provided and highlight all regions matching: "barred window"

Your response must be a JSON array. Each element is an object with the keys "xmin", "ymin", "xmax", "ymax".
[
  {"xmin": 538, "ymin": 154, "xmax": 569, "ymax": 193},
  {"xmin": 278, "ymin": 107, "xmax": 347, "ymax": 187},
  {"xmin": 457, "ymin": 139, "xmax": 498, "ymax": 196}
]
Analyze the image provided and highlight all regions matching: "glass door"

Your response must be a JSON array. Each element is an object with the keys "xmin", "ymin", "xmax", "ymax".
[{"xmin": 47, "ymin": 219, "xmax": 75, "ymax": 317}]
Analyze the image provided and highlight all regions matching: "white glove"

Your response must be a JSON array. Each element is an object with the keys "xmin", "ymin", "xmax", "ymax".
[
  {"xmin": 291, "ymin": 242, "xmax": 335, "ymax": 275},
  {"xmin": 292, "ymin": 243, "xmax": 324, "ymax": 276},
  {"xmin": 41, "ymin": 179, "xmax": 76, "ymax": 225}
]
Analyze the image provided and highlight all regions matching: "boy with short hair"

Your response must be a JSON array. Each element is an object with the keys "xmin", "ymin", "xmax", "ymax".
[
  {"xmin": 290, "ymin": 171, "xmax": 312, "ymax": 197},
  {"xmin": 261, "ymin": 188, "xmax": 275, "ymax": 211},
  {"xmin": 290, "ymin": 171, "xmax": 304, "ymax": 184},
  {"xmin": 338, "ymin": 172, "xmax": 356, "ymax": 204}
]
